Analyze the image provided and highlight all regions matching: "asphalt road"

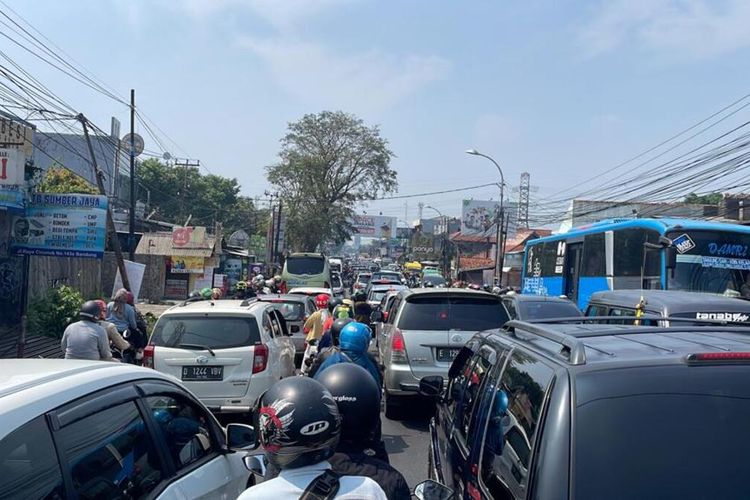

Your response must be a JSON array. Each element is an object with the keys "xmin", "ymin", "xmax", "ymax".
[{"xmin": 381, "ymin": 400, "xmax": 434, "ymax": 491}]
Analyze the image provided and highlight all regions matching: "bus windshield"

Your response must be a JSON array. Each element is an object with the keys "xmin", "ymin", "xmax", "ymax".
[{"xmin": 667, "ymin": 230, "xmax": 750, "ymax": 294}]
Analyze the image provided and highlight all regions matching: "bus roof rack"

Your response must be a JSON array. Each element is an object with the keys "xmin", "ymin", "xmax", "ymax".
[{"xmin": 504, "ymin": 320, "xmax": 588, "ymax": 365}]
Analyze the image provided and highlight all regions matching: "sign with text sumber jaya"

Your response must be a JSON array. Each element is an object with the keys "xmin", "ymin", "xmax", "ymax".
[{"xmin": 11, "ymin": 193, "xmax": 107, "ymax": 258}]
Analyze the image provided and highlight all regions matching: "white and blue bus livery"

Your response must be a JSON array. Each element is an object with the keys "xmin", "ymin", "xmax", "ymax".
[{"xmin": 521, "ymin": 218, "xmax": 750, "ymax": 309}]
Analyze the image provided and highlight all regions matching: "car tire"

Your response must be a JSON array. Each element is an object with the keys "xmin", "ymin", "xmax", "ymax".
[{"xmin": 384, "ymin": 389, "xmax": 403, "ymax": 420}]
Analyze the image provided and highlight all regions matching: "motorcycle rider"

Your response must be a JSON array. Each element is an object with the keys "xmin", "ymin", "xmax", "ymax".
[
  {"xmin": 308, "ymin": 318, "xmax": 353, "ymax": 377},
  {"xmin": 95, "ymin": 299, "xmax": 131, "ymax": 355},
  {"xmin": 315, "ymin": 322, "xmax": 381, "ymax": 388},
  {"xmin": 317, "ymin": 363, "xmax": 410, "ymax": 499},
  {"xmin": 237, "ymin": 377, "xmax": 387, "ymax": 499},
  {"xmin": 352, "ymin": 291, "xmax": 372, "ymax": 326},
  {"xmin": 61, "ymin": 301, "xmax": 114, "ymax": 361},
  {"xmin": 106, "ymin": 288, "xmax": 139, "ymax": 351},
  {"xmin": 303, "ymin": 294, "xmax": 331, "ymax": 353}
]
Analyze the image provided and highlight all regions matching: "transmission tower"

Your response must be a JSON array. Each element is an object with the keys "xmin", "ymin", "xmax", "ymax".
[{"xmin": 518, "ymin": 172, "xmax": 530, "ymax": 229}]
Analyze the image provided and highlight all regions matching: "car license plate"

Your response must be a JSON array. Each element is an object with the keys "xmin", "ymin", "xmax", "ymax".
[
  {"xmin": 182, "ymin": 366, "xmax": 223, "ymax": 381},
  {"xmin": 436, "ymin": 348, "xmax": 460, "ymax": 362}
]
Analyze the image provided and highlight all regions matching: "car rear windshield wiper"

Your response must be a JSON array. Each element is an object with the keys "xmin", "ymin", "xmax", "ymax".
[{"xmin": 178, "ymin": 343, "xmax": 216, "ymax": 356}]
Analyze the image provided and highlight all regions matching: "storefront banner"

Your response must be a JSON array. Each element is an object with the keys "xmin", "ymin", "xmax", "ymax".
[
  {"xmin": 113, "ymin": 260, "xmax": 146, "ymax": 301},
  {"xmin": 0, "ymin": 149, "xmax": 25, "ymax": 186},
  {"xmin": 194, "ymin": 267, "xmax": 214, "ymax": 290},
  {"xmin": 170, "ymin": 255, "xmax": 205, "ymax": 273},
  {"xmin": 11, "ymin": 193, "xmax": 107, "ymax": 258},
  {"xmin": 0, "ymin": 186, "xmax": 24, "ymax": 211}
]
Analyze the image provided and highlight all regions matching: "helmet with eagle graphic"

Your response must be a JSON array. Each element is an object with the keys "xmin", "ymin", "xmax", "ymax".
[{"xmin": 257, "ymin": 377, "xmax": 342, "ymax": 470}]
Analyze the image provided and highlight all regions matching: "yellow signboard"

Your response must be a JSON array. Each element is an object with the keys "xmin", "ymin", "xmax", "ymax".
[{"xmin": 170, "ymin": 255, "xmax": 204, "ymax": 274}]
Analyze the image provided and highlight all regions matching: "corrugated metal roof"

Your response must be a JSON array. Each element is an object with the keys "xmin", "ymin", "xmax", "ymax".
[{"xmin": 135, "ymin": 231, "xmax": 217, "ymax": 257}]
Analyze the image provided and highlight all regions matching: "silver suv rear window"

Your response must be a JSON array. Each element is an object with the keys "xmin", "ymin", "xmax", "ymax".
[
  {"xmin": 398, "ymin": 295, "xmax": 509, "ymax": 331},
  {"xmin": 151, "ymin": 315, "xmax": 261, "ymax": 349}
]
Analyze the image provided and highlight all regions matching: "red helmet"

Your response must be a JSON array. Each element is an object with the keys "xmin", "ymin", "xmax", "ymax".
[
  {"xmin": 316, "ymin": 294, "xmax": 330, "ymax": 308},
  {"xmin": 126, "ymin": 291, "xmax": 135, "ymax": 305}
]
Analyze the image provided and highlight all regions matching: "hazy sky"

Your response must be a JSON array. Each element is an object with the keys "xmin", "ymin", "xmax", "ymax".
[{"xmin": 6, "ymin": 0, "xmax": 750, "ymax": 224}]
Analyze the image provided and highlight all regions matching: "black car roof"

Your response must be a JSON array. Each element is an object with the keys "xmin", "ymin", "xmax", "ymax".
[
  {"xmin": 481, "ymin": 321, "xmax": 750, "ymax": 372},
  {"xmin": 588, "ymin": 290, "xmax": 750, "ymax": 314}
]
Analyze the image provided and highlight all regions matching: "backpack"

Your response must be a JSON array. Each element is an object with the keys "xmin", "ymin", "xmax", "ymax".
[{"xmin": 299, "ymin": 470, "xmax": 340, "ymax": 500}]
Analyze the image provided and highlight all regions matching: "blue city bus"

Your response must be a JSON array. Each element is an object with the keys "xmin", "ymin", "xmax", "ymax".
[{"xmin": 521, "ymin": 218, "xmax": 750, "ymax": 309}]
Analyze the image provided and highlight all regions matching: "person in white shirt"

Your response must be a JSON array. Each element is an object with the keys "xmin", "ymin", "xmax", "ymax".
[{"xmin": 237, "ymin": 377, "xmax": 386, "ymax": 500}]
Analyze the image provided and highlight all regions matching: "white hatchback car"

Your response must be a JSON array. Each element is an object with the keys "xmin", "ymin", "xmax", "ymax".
[
  {"xmin": 0, "ymin": 359, "xmax": 259, "ymax": 499},
  {"xmin": 145, "ymin": 299, "xmax": 296, "ymax": 414}
]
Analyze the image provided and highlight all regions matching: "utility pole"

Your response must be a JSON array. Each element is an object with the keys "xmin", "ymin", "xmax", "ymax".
[
  {"xmin": 174, "ymin": 158, "xmax": 200, "ymax": 223},
  {"xmin": 79, "ymin": 114, "xmax": 131, "ymax": 290},
  {"xmin": 274, "ymin": 200, "xmax": 283, "ymax": 271},
  {"xmin": 129, "ymin": 89, "xmax": 135, "ymax": 260},
  {"xmin": 518, "ymin": 172, "xmax": 530, "ymax": 230}
]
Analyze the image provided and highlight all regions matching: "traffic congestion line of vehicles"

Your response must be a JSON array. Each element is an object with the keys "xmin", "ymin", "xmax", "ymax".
[{"xmin": 9, "ymin": 216, "xmax": 750, "ymax": 498}]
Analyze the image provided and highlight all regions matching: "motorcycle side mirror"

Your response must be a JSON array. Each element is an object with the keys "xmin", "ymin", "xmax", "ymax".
[
  {"xmin": 414, "ymin": 480, "xmax": 455, "ymax": 500},
  {"xmin": 226, "ymin": 423, "xmax": 258, "ymax": 451},
  {"xmin": 243, "ymin": 454, "xmax": 267, "ymax": 478}
]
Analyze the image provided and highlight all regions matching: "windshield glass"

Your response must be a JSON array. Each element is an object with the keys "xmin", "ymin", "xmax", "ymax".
[
  {"xmin": 424, "ymin": 275, "xmax": 446, "ymax": 286},
  {"xmin": 667, "ymin": 230, "xmax": 750, "ymax": 294},
  {"xmin": 518, "ymin": 301, "xmax": 581, "ymax": 319},
  {"xmin": 576, "ymin": 366, "xmax": 750, "ymax": 498},
  {"xmin": 398, "ymin": 295, "xmax": 508, "ymax": 330},
  {"xmin": 357, "ymin": 274, "xmax": 371, "ymax": 284},
  {"xmin": 151, "ymin": 315, "xmax": 261, "ymax": 349},
  {"xmin": 286, "ymin": 256, "xmax": 325, "ymax": 275},
  {"xmin": 264, "ymin": 301, "xmax": 304, "ymax": 320}
]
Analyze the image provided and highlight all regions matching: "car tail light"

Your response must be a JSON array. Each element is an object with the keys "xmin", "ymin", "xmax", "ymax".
[
  {"xmin": 143, "ymin": 344, "xmax": 154, "ymax": 369},
  {"xmin": 391, "ymin": 329, "xmax": 407, "ymax": 363},
  {"xmin": 383, "ymin": 311, "xmax": 389, "ymax": 321},
  {"xmin": 253, "ymin": 344, "xmax": 268, "ymax": 373},
  {"xmin": 687, "ymin": 352, "xmax": 750, "ymax": 364}
]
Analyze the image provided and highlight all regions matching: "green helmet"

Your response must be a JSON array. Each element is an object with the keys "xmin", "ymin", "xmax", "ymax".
[{"xmin": 200, "ymin": 287, "xmax": 213, "ymax": 299}]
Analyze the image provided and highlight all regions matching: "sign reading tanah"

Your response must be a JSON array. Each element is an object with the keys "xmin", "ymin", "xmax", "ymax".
[{"xmin": 10, "ymin": 193, "xmax": 107, "ymax": 259}]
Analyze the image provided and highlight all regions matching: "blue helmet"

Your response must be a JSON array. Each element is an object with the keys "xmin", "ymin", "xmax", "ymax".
[{"xmin": 339, "ymin": 322, "xmax": 371, "ymax": 354}]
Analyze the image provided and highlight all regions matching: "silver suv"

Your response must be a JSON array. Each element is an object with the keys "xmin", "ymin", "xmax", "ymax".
[{"xmin": 374, "ymin": 288, "xmax": 509, "ymax": 418}]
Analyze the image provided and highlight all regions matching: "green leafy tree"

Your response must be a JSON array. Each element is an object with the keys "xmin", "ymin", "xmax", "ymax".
[
  {"xmin": 28, "ymin": 285, "xmax": 84, "ymax": 338},
  {"xmin": 267, "ymin": 111, "xmax": 397, "ymax": 251},
  {"xmin": 137, "ymin": 159, "xmax": 264, "ymax": 236},
  {"xmin": 684, "ymin": 192, "xmax": 723, "ymax": 205},
  {"xmin": 37, "ymin": 166, "xmax": 98, "ymax": 194}
]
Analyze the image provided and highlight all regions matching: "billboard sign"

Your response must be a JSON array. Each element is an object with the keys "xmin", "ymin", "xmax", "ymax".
[
  {"xmin": 351, "ymin": 214, "xmax": 396, "ymax": 239},
  {"xmin": 11, "ymin": 193, "xmax": 107, "ymax": 258},
  {"xmin": 461, "ymin": 199, "xmax": 518, "ymax": 238},
  {"xmin": 172, "ymin": 226, "xmax": 207, "ymax": 247}
]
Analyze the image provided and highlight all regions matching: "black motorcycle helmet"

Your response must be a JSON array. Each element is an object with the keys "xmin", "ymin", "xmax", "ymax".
[
  {"xmin": 316, "ymin": 363, "xmax": 380, "ymax": 442},
  {"xmin": 257, "ymin": 377, "xmax": 341, "ymax": 470},
  {"xmin": 328, "ymin": 297, "xmax": 343, "ymax": 312},
  {"xmin": 353, "ymin": 290, "xmax": 367, "ymax": 302},
  {"xmin": 79, "ymin": 300, "xmax": 102, "ymax": 322},
  {"xmin": 329, "ymin": 317, "xmax": 353, "ymax": 346}
]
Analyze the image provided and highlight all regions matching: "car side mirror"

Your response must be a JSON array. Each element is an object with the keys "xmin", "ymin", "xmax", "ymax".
[
  {"xmin": 371, "ymin": 311, "xmax": 383, "ymax": 323},
  {"xmin": 243, "ymin": 454, "xmax": 267, "ymax": 478},
  {"xmin": 414, "ymin": 479, "xmax": 455, "ymax": 500},
  {"xmin": 419, "ymin": 375, "xmax": 444, "ymax": 397},
  {"xmin": 226, "ymin": 423, "xmax": 258, "ymax": 451}
]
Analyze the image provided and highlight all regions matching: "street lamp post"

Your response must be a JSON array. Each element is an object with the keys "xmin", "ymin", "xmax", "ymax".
[{"xmin": 466, "ymin": 149, "xmax": 505, "ymax": 286}]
